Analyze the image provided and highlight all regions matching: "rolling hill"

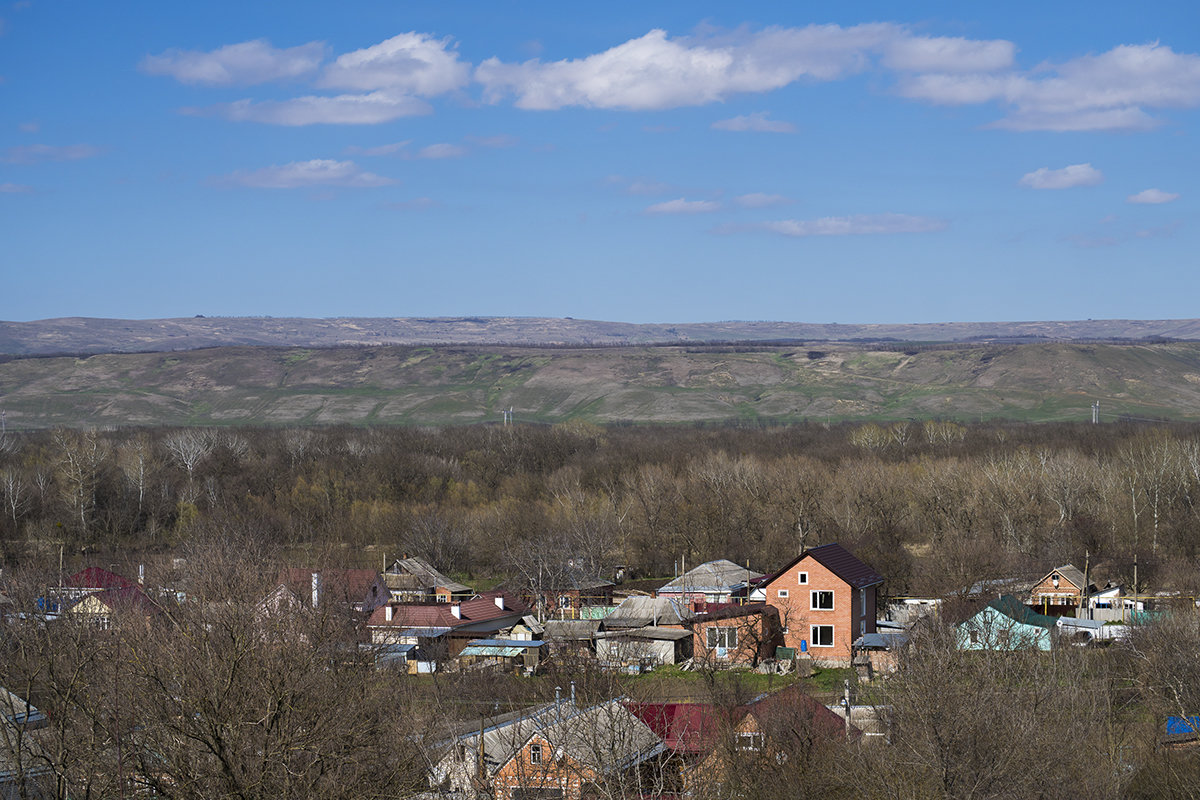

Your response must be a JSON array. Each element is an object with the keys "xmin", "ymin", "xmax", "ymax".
[{"xmin": 3, "ymin": 340, "xmax": 1200, "ymax": 429}]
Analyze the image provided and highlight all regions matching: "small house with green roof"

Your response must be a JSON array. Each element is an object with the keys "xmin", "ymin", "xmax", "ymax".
[{"xmin": 957, "ymin": 595, "xmax": 1057, "ymax": 651}]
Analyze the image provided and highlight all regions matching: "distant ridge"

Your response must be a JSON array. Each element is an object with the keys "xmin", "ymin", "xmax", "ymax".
[{"xmin": 2, "ymin": 316, "xmax": 1198, "ymax": 357}]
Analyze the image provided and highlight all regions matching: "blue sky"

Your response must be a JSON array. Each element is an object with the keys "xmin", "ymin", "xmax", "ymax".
[{"xmin": 2, "ymin": 1, "xmax": 1197, "ymax": 324}]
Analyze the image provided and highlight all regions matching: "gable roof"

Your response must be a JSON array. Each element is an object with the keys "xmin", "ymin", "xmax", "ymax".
[
  {"xmin": 1034, "ymin": 564, "xmax": 1088, "ymax": 593},
  {"xmin": 387, "ymin": 557, "xmax": 471, "ymax": 594},
  {"xmin": 763, "ymin": 543, "xmax": 883, "ymax": 589},
  {"xmin": 65, "ymin": 567, "xmax": 135, "ymax": 591},
  {"xmin": 986, "ymin": 595, "xmax": 1058, "ymax": 631},
  {"xmin": 658, "ymin": 560, "xmax": 763, "ymax": 595},
  {"xmin": 506, "ymin": 699, "xmax": 663, "ymax": 776},
  {"xmin": 69, "ymin": 585, "xmax": 159, "ymax": 616},
  {"xmin": 603, "ymin": 596, "xmax": 692, "ymax": 629}
]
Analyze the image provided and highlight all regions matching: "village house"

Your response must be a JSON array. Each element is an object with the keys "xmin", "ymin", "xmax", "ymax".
[
  {"xmin": 384, "ymin": 556, "xmax": 474, "ymax": 603},
  {"xmin": 684, "ymin": 685, "xmax": 854, "ymax": 796},
  {"xmin": 688, "ymin": 604, "xmax": 784, "ymax": 668},
  {"xmin": 1029, "ymin": 564, "xmax": 1092, "ymax": 616},
  {"xmin": 594, "ymin": 627, "xmax": 694, "ymax": 669},
  {"xmin": 490, "ymin": 699, "xmax": 664, "ymax": 800},
  {"xmin": 760, "ymin": 543, "xmax": 883, "ymax": 667},
  {"xmin": 656, "ymin": 560, "xmax": 763, "ymax": 608},
  {"xmin": 366, "ymin": 591, "xmax": 529, "ymax": 667},
  {"xmin": 957, "ymin": 595, "xmax": 1056, "ymax": 651},
  {"xmin": 65, "ymin": 585, "xmax": 160, "ymax": 630}
]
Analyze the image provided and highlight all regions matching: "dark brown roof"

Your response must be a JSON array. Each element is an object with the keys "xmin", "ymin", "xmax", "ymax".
[
  {"xmin": 278, "ymin": 568, "xmax": 384, "ymax": 605},
  {"xmin": 764, "ymin": 543, "xmax": 883, "ymax": 589}
]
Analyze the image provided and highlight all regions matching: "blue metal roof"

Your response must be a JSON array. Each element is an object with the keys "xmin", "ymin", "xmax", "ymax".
[{"xmin": 466, "ymin": 638, "xmax": 544, "ymax": 648}]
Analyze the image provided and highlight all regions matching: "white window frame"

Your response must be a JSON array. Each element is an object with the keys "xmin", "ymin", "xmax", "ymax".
[
  {"xmin": 529, "ymin": 743, "xmax": 543, "ymax": 765},
  {"xmin": 778, "ymin": 589, "xmax": 789, "ymax": 599},
  {"xmin": 811, "ymin": 590, "xmax": 834, "ymax": 611},
  {"xmin": 798, "ymin": 572, "xmax": 808, "ymax": 585},
  {"xmin": 810, "ymin": 625, "xmax": 834, "ymax": 647},
  {"xmin": 707, "ymin": 626, "xmax": 738, "ymax": 650}
]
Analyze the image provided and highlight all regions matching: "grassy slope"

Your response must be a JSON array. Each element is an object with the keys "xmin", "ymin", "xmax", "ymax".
[{"xmin": 4, "ymin": 342, "xmax": 1200, "ymax": 428}]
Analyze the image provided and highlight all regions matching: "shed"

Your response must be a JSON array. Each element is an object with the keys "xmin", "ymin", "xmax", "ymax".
[{"xmin": 595, "ymin": 626, "xmax": 693, "ymax": 668}]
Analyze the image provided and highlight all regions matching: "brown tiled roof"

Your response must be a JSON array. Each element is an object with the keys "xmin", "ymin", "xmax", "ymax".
[
  {"xmin": 764, "ymin": 543, "xmax": 883, "ymax": 589},
  {"xmin": 366, "ymin": 590, "xmax": 529, "ymax": 629}
]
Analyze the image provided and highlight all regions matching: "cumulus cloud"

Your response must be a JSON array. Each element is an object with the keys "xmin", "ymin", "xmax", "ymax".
[
  {"xmin": 477, "ymin": 24, "xmax": 901, "ymax": 110},
  {"xmin": 416, "ymin": 143, "xmax": 467, "ymax": 159},
  {"xmin": 219, "ymin": 159, "xmax": 395, "ymax": 189},
  {"xmin": 1019, "ymin": 163, "xmax": 1103, "ymax": 190},
  {"xmin": 734, "ymin": 193, "xmax": 792, "ymax": 208},
  {"xmin": 318, "ymin": 32, "xmax": 470, "ymax": 95},
  {"xmin": 475, "ymin": 24, "xmax": 1024, "ymax": 112},
  {"xmin": 141, "ymin": 39, "xmax": 325, "ymax": 86},
  {"xmin": 1127, "ymin": 188, "xmax": 1179, "ymax": 204},
  {"xmin": 189, "ymin": 90, "xmax": 431, "ymax": 125},
  {"xmin": 644, "ymin": 198, "xmax": 720, "ymax": 214},
  {"xmin": 711, "ymin": 111, "xmax": 795, "ymax": 133},
  {"xmin": 1, "ymin": 143, "xmax": 100, "ymax": 164},
  {"xmin": 900, "ymin": 42, "xmax": 1200, "ymax": 131},
  {"xmin": 0, "ymin": 182, "xmax": 33, "ymax": 193},
  {"xmin": 721, "ymin": 213, "xmax": 947, "ymax": 237}
]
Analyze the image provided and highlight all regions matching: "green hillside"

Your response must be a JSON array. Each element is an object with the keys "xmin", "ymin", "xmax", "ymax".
[{"xmin": 3, "ymin": 341, "xmax": 1200, "ymax": 429}]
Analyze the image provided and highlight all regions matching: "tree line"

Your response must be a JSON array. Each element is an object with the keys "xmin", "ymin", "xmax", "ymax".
[{"xmin": 3, "ymin": 420, "xmax": 1200, "ymax": 596}]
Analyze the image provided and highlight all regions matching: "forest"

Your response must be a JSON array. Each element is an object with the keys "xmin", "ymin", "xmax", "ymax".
[
  {"xmin": 3, "ymin": 420, "xmax": 1200, "ymax": 597},
  {"xmin": 3, "ymin": 420, "xmax": 1200, "ymax": 797}
]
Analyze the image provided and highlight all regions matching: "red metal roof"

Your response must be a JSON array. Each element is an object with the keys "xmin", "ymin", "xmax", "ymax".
[{"xmin": 65, "ymin": 567, "xmax": 135, "ymax": 590}]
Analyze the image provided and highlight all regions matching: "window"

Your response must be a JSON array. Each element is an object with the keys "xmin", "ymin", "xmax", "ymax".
[
  {"xmin": 798, "ymin": 572, "xmax": 808, "ymax": 585},
  {"xmin": 529, "ymin": 743, "xmax": 542, "ymax": 765},
  {"xmin": 811, "ymin": 625, "xmax": 834, "ymax": 647},
  {"xmin": 737, "ymin": 732, "xmax": 765, "ymax": 751},
  {"xmin": 811, "ymin": 590, "xmax": 834, "ymax": 610},
  {"xmin": 707, "ymin": 626, "xmax": 738, "ymax": 649},
  {"xmin": 778, "ymin": 589, "xmax": 789, "ymax": 598}
]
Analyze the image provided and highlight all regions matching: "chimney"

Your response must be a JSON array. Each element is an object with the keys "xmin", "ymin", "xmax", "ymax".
[
  {"xmin": 494, "ymin": 595, "xmax": 505, "ymax": 610},
  {"xmin": 138, "ymin": 564, "xmax": 145, "ymax": 585},
  {"xmin": 385, "ymin": 605, "xmax": 393, "ymax": 622},
  {"xmin": 312, "ymin": 572, "xmax": 320, "ymax": 608},
  {"xmin": 450, "ymin": 603, "xmax": 461, "ymax": 620}
]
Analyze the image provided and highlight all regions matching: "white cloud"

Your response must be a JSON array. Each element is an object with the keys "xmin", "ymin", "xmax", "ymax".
[
  {"xmin": 712, "ymin": 111, "xmax": 795, "ymax": 133},
  {"xmin": 0, "ymin": 182, "xmax": 32, "ymax": 193},
  {"xmin": 734, "ymin": 193, "xmax": 792, "ymax": 208},
  {"xmin": 1, "ymin": 143, "xmax": 100, "ymax": 164},
  {"xmin": 219, "ymin": 159, "xmax": 395, "ymax": 189},
  {"xmin": 1019, "ymin": 163, "xmax": 1103, "ymax": 190},
  {"xmin": 141, "ymin": 39, "xmax": 325, "ymax": 86},
  {"xmin": 18, "ymin": 121, "xmax": 38, "ymax": 133},
  {"xmin": 318, "ymin": 32, "xmax": 470, "ymax": 95},
  {"xmin": 645, "ymin": 198, "xmax": 720, "ymax": 214},
  {"xmin": 900, "ymin": 42, "xmax": 1200, "ymax": 131},
  {"xmin": 417, "ymin": 143, "xmax": 467, "ymax": 159},
  {"xmin": 477, "ymin": 24, "xmax": 901, "ymax": 110},
  {"xmin": 722, "ymin": 213, "xmax": 947, "ymax": 237},
  {"xmin": 190, "ymin": 90, "xmax": 431, "ymax": 125},
  {"xmin": 346, "ymin": 141, "xmax": 411, "ymax": 156},
  {"xmin": 1127, "ymin": 188, "xmax": 1179, "ymax": 204},
  {"xmin": 882, "ymin": 36, "xmax": 1015, "ymax": 73}
]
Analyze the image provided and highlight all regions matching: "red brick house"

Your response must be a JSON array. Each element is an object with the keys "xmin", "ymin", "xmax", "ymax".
[
  {"xmin": 688, "ymin": 604, "xmax": 783, "ymax": 668},
  {"xmin": 760, "ymin": 543, "xmax": 883, "ymax": 667}
]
